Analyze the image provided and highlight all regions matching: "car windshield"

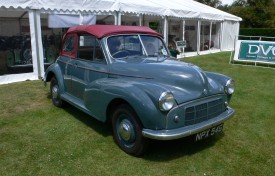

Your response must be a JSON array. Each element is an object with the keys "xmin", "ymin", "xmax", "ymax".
[{"xmin": 107, "ymin": 35, "xmax": 169, "ymax": 59}]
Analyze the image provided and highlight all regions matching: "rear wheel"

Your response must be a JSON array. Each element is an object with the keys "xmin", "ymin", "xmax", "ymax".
[
  {"xmin": 50, "ymin": 77, "xmax": 64, "ymax": 107},
  {"xmin": 112, "ymin": 104, "xmax": 148, "ymax": 156}
]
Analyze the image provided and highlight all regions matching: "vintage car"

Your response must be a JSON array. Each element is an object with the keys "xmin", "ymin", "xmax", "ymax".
[{"xmin": 44, "ymin": 25, "xmax": 235, "ymax": 156}]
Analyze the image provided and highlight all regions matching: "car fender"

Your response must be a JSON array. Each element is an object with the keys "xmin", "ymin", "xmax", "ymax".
[
  {"xmin": 84, "ymin": 78, "xmax": 169, "ymax": 130},
  {"xmin": 205, "ymin": 71, "xmax": 233, "ymax": 101},
  {"xmin": 44, "ymin": 63, "xmax": 65, "ymax": 94},
  {"xmin": 205, "ymin": 71, "xmax": 232, "ymax": 86}
]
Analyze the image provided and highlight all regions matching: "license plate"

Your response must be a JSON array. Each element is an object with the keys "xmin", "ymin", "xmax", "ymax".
[{"xmin": 195, "ymin": 123, "xmax": 223, "ymax": 141}]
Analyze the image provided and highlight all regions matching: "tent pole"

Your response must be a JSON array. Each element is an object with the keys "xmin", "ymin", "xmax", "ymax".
[
  {"xmin": 36, "ymin": 11, "xmax": 44, "ymax": 78},
  {"xmin": 113, "ymin": 12, "xmax": 122, "ymax": 25},
  {"xmin": 114, "ymin": 12, "xmax": 118, "ymax": 25},
  {"xmin": 220, "ymin": 22, "xmax": 224, "ymax": 51},
  {"xmin": 117, "ymin": 12, "xmax": 121, "ymax": 25},
  {"xmin": 182, "ymin": 20, "xmax": 185, "ymax": 57},
  {"xmin": 139, "ymin": 15, "xmax": 143, "ymax": 26},
  {"xmin": 29, "ymin": 10, "xmax": 44, "ymax": 79},
  {"xmin": 197, "ymin": 20, "xmax": 201, "ymax": 55},
  {"xmin": 209, "ymin": 21, "xmax": 212, "ymax": 51},
  {"xmin": 163, "ymin": 16, "xmax": 168, "ymax": 44}
]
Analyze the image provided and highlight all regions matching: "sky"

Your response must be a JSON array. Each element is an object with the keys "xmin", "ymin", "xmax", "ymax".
[{"xmin": 220, "ymin": 0, "xmax": 234, "ymax": 5}]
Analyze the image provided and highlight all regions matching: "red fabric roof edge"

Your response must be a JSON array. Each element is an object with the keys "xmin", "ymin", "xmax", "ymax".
[{"xmin": 67, "ymin": 25, "xmax": 163, "ymax": 38}]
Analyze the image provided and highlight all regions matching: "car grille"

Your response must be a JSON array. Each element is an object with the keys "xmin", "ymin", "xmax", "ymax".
[{"xmin": 185, "ymin": 98, "xmax": 225, "ymax": 125}]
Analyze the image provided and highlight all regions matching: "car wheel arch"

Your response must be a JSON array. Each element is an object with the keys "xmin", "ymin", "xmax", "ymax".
[
  {"xmin": 45, "ymin": 71, "xmax": 55, "ymax": 82},
  {"xmin": 106, "ymin": 98, "xmax": 142, "ymax": 124},
  {"xmin": 44, "ymin": 64, "xmax": 65, "ymax": 94}
]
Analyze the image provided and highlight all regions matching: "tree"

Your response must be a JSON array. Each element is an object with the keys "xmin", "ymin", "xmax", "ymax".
[
  {"xmin": 231, "ymin": 0, "xmax": 247, "ymax": 6},
  {"xmin": 246, "ymin": 0, "xmax": 274, "ymax": 6},
  {"xmin": 194, "ymin": 0, "xmax": 222, "ymax": 7},
  {"xmin": 218, "ymin": 0, "xmax": 275, "ymax": 28}
]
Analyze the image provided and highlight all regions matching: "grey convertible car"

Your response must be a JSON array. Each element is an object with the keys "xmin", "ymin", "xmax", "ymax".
[{"xmin": 44, "ymin": 25, "xmax": 235, "ymax": 156}]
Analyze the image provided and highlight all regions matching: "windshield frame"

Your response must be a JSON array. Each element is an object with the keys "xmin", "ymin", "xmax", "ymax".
[{"xmin": 106, "ymin": 34, "xmax": 170, "ymax": 60}]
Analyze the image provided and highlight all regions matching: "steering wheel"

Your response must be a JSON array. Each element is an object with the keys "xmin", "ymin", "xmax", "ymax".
[{"xmin": 112, "ymin": 50, "xmax": 130, "ymax": 58}]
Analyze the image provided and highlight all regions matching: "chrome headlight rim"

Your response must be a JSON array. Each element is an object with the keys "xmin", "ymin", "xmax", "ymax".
[
  {"xmin": 225, "ymin": 79, "xmax": 235, "ymax": 95},
  {"xmin": 159, "ymin": 92, "xmax": 175, "ymax": 111}
]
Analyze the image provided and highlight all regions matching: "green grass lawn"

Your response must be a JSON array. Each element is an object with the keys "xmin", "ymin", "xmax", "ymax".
[{"xmin": 0, "ymin": 52, "xmax": 274, "ymax": 175}]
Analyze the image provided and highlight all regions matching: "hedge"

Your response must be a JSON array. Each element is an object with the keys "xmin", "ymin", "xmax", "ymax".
[{"xmin": 239, "ymin": 28, "xmax": 275, "ymax": 39}]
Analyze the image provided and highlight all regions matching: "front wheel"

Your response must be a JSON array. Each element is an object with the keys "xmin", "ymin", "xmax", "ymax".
[
  {"xmin": 112, "ymin": 104, "xmax": 148, "ymax": 156},
  {"xmin": 50, "ymin": 77, "xmax": 64, "ymax": 107}
]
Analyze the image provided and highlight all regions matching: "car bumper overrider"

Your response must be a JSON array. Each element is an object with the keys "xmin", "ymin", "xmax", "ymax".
[{"xmin": 142, "ymin": 107, "xmax": 234, "ymax": 140}]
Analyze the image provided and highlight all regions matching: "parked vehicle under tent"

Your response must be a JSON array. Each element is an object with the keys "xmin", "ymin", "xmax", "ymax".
[{"xmin": 0, "ymin": 0, "xmax": 241, "ymax": 84}]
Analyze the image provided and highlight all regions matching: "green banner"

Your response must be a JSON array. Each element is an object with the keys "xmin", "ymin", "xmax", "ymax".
[{"xmin": 239, "ymin": 41, "xmax": 275, "ymax": 62}]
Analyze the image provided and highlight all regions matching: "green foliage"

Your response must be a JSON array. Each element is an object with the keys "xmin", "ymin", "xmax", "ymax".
[
  {"xmin": 239, "ymin": 28, "xmax": 275, "ymax": 38},
  {"xmin": 230, "ymin": 6, "xmax": 275, "ymax": 28},
  {"xmin": 246, "ymin": 0, "xmax": 274, "ymax": 6},
  {"xmin": 231, "ymin": 0, "xmax": 274, "ymax": 6},
  {"xmin": 149, "ymin": 22, "xmax": 159, "ymax": 31},
  {"xmin": 218, "ymin": 0, "xmax": 275, "ymax": 28},
  {"xmin": 194, "ymin": 0, "xmax": 222, "ymax": 7},
  {"xmin": 0, "ymin": 52, "xmax": 275, "ymax": 175},
  {"xmin": 231, "ymin": 0, "xmax": 247, "ymax": 6}
]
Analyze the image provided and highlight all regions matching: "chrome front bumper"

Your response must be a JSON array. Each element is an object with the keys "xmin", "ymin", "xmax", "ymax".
[{"xmin": 142, "ymin": 107, "xmax": 235, "ymax": 140}]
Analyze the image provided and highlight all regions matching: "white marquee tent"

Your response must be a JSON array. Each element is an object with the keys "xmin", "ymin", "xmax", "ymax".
[{"xmin": 0, "ymin": 0, "xmax": 241, "ymax": 84}]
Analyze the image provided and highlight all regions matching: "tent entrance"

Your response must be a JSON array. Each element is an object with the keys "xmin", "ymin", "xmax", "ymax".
[{"xmin": 0, "ymin": 9, "xmax": 34, "ymax": 77}]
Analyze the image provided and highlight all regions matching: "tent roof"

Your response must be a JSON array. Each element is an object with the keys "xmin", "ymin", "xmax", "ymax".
[
  {"xmin": 67, "ymin": 25, "xmax": 162, "ymax": 38},
  {"xmin": 0, "ymin": 0, "xmax": 242, "ymax": 22},
  {"xmin": 150, "ymin": 0, "xmax": 241, "ymax": 21}
]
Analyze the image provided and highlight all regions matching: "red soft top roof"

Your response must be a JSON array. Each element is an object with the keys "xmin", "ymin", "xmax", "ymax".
[{"xmin": 67, "ymin": 25, "xmax": 162, "ymax": 38}]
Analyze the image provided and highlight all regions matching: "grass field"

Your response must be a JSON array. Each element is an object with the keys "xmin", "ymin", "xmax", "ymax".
[{"xmin": 0, "ymin": 52, "xmax": 274, "ymax": 175}]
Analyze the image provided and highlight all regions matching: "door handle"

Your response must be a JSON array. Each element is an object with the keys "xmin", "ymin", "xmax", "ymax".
[{"xmin": 74, "ymin": 63, "xmax": 78, "ymax": 68}]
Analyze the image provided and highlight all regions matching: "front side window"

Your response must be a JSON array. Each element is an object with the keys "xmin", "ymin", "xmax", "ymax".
[
  {"xmin": 62, "ymin": 35, "xmax": 75, "ymax": 54},
  {"xmin": 78, "ymin": 35, "xmax": 105, "ymax": 62},
  {"xmin": 107, "ymin": 35, "xmax": 169, "ymax": 59}
]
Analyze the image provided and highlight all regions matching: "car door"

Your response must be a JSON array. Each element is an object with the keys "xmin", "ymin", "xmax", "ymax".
[
  {"xmin": 59, "ymin": 33, "xmax": 78, "ymax": 94},
  {"xmin": 71, "ymin": 34, "xmax": 108, "ymax": 101}
]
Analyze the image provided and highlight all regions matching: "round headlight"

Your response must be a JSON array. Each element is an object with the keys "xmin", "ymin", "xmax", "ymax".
[
  {"xmin": 225, "ymin": 79, "xmax": 235, "ymax": 95},
  {"xmin": 159, "ymin": 92, "xmax": 175, "ymax": 111}
]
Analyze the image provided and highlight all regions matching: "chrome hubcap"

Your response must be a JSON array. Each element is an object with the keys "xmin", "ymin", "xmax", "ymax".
[
  {"xmin": 118, "ymin": 119, "xmax": 135, "ymax": 142},
  {"xmin": 52, "ymin": 85, "xmax": 59, "ymax": 99}
]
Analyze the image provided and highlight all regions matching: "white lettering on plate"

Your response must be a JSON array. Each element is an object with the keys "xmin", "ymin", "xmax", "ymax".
[{"xmin": 195, "ymin": 124, "xmax": 223, "ymax": 141}]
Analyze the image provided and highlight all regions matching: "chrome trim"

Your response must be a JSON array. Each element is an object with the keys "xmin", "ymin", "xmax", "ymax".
[
  {"xmin": 159, "ymin": 92, "xmax": 175, "ymax": 111},
  {"xmin": 142, "ymin": 107, "xmax": 235, "ymax": 140},
  {"xmin": 52, "ymin": 85, "xmax": 59, "ymax": 99},
  {"xmin": 106, "ymin": 34, "xmax": 168, "ymax": 59},
  {"xmin": 169, "ymin": 94, "xmax": 224, "ymax": 113},
  {"xmin": 225, "ymin": 79, "xmax": 235, "ymax": 95},
  {"xmin": 118, "ymin": 119, "xmax": 135, "ymax": 142}
]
